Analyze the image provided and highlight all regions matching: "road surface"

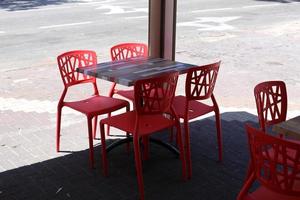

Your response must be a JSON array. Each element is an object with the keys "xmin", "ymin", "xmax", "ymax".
[{"xmin": 0, "ymin": 0, "xmax": 300, "ymax": 113}]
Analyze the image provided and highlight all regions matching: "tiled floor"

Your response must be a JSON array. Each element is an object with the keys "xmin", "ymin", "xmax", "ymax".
[{"xmin": 0, "ymin": 111, "xmax": 258, "ymax": 200}]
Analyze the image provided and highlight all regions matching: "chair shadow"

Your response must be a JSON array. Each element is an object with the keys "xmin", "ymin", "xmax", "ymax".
[
  {"xmin": 0, "ymin": 0, "xmax": 86, "ymax": 11},
  {"xmin": 0, "ymin": 111, "xmax": 259, "ymax": 200}
]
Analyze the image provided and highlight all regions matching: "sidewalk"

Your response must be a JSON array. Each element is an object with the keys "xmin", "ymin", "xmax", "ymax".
[
  {"xmin": 0, "ymin": 103, "xmax": 258, "ymax": 200},
  {"xmin": 0, "ymin": 57, "xmax": 298, "ymax": 199}
]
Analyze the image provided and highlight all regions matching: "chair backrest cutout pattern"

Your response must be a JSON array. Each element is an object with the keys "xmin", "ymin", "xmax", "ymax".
[
  {"xmin": 111, "ymin": 43, "xmax": 148, "ymax": 61},
  {"xmin": 254, "ymin": 81, "xmax": 287, "ymax": 131},
  {"xmin": 134, "ymin": 72, "xmax": 179, "ymax": 115},
  {"xmin": 185, "ymin": 61, "xmax": 220, "ymax": 100},
  {"xmin": 246, "ymin": 125, "xmax": 300, "ymax": 196},
  {"xmin": 57, "ymin": 50, "xmax": 97, "ymax": 86}
]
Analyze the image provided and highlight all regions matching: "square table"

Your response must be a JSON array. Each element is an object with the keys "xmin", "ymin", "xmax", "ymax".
[
  {"xmin": 77, "ymin": 57, "xmax": 198, "ymax": 86},
  {"xmin": 273, "ymin": 116, "xmax": 300, "ymax": 140},
  {"xmin": 77, "ymin": 57, "xmax": 199, "ymax": 154}
]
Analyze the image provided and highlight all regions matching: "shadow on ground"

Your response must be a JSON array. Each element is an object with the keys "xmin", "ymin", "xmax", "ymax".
[
  {"xmin": 0, "ymin": 112, "xmax": 259, "ymax": 200},
  {"xmin": 0, "ymin": 0, "xmax": 84, "ymax": 11}
]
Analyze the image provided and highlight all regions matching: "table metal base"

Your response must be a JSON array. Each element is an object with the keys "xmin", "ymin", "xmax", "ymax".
[{"xmin": 106, "ymin": 136, "xmax": 180, "ymax": 157}]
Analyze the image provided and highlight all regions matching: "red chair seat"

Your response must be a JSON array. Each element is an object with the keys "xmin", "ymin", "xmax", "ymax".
[
  {"xmin": 65, "ymin": 95, "xmax": 128, "ymax": 117},
  {"xmin": 115, "ymin": 89, "xmax": 135, "ymax": 101},
  {"xmin": 244, "ymin": 81, "xmax": 288, "ymax": 180},
  {"xmin": 171, "ymin": 62, "xmax": 222, "ymax": 179},
  {"xmin": 101, "ymin": 111, "xmax": 174, "ymax": 136},
  {"xmin": 56, "ymin": 50, "xmax": 129, "ymax": 169},
  {"xmin": 244, "ymin": 182, "xmax": 300, "ymax": 200},
  {"xmin": 99, "ymin": 72, "xmax": 186, "ymax": 200},
  {"xmin": 173, "ymin": 95, "xmax": 214, "ymax": 119},
  {"xmin": 237, "ymin": 126, "xmax": 300, "ymax": 200}
]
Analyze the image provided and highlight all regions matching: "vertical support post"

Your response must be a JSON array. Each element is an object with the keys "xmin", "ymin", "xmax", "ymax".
[
  {"xmin": 148, "ymin": 0, "xmax": 177, "ymax": 60},
  {"xmin": 163, "ymin": 0, "xmax": 177, "ymax": 60}
]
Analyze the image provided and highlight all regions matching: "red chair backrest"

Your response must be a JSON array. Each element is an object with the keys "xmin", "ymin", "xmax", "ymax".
[
  {"xmin": 57, "ymin": 50, "xmax": 97, "ymax": 87},
  {"xmin": 246, "ymin": 125, "xmax": 300, "ymax": 196},
  {"xmin": 134, "ymin": 72, "xmax": 179, "ymax": 115},
  {"xmin": 110, "ymin": 43, "xmax": 148, "ymax": 61},
  {"xmin": 254, "ymin": 81, "xmax": 287, "ymax": 132},
  {"xmin": 185, "ymin": 61, "xmax": 220, "ymax": 101}
]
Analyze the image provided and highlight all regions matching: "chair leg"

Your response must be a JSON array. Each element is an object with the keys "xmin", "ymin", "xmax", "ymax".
[
  {"xmin": 168, "ymin": 115, "xmax": 175, "ymax": 143},
  {"xmin": 133, "ymin": 135, "xmax": 145, "ymax": 200},
  {"xmin": 169, "ymin": 126, "xmax": 174, "ymax": 143},
  {"xmin": 244, "ymin": 159, "xmax": 253, "ymax": 181},
  {"xmin": 100, "ymin": 122, "xmax": 108, "ymax": 176},
  {"xmin": 237, "ymin": 172, "xmax": 256, "ymax": 200},
  {"xmin": 93, "ymin": 116, "xmax": 98, "ymax": 139},
  {"xmin": 175, "ymin": 122, "xmax": 187, "ymax": 181},
  {"xmin": 184, "ymin": 119, "xmax": 192, "ymax": 179},
  {"xmin": 175, "ymin": 125, "xmax": 179, "ymax": 146},
  {"xmin": 126, "ymin": 132, "xmax": 131, "ymax": 154},
  {"xmin": 125, "ymin": 105, "xmax": 131, "ymax": 154},
  {"xmin": 142, "ymin": 136, "xmax": 149, "ymax": 160},
  {"xmin": 168, "ymin": 116, "xmax": 176, "ymax": 144},
  {"xmin": 215, "ymin": 111, "xmax": 223, "ymax": 162},
  {"xmin": 106, "ymin": 113, "xmax": 111, "ymax": 136},
  {"xmin": 56, "ymin": 105, "xmax": 62, "ymax": 152},
  {"xmin": 87, "ymin": 117, "xmax": 95, "ymax": 169}
]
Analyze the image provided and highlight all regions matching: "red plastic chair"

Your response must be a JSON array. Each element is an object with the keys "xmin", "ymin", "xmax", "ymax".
[
  {"xmin": 245, "ymin": 81, "xmax": 288, "ymax": 178},
  {"xmin": 237, "ymin": 125, "xmax": 300, "ymax": 200},
  {"xmin": 109, "ymin": 43, "xmax": 148, "ymax": 101},
  {"xmin": 99, "ymin": 72, "xmax": 187, "ymax": 200},
  {"xmin": 254, "ymin": 81, "xmax": 287, "ymax": 132},
  {"xmin": 172, "ymin": 61, "xmax": 222, "ymax": 179},
  {"xmin": 105, "ymin": 43, "xmax": 148, "ymax": 137},
  {"xmin": 56, "ymin": 50, "xmax": 129, "ymax": 168},
  {"xmin": 111, "ymin": 42, "xmax": 148, "ymax": 61}
]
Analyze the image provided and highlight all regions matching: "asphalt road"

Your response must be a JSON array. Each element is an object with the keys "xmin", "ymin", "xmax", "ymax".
[
  {"xmin": 0, "ymin": 0, "xmax": 300, "ymax": 111},
  {"xmin": 0, "ymin": 0, "xmax": 149, "ymax": 71}
]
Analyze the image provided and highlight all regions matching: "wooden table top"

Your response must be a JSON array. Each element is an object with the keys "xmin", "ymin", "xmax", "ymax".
[
  {"xmin": 77, "ymin": 57, "xmax": 198, "ymax": 86},
  {"xmin": 273, "ymin": 116, "xmax": 300, "ymax": 140}
]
